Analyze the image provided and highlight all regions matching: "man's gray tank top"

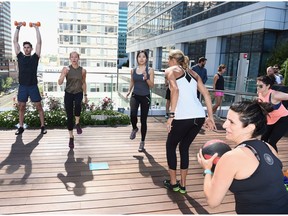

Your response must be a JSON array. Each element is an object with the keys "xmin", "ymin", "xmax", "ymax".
[
  {"xmin": 65, "ymin": 65, "xmax": 83, "ymax": 94},
  {"xmin": 132, "ymin": 67, "xmax": 150, "ymax": 96}
]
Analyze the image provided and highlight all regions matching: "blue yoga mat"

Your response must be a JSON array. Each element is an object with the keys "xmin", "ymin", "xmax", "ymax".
[{"xmin": 89, "ymin": 162, "xmax": 109, "ymax": 170}]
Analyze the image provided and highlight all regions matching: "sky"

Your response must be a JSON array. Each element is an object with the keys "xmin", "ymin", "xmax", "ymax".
[{"xmin": 10, "ymin": 1, "xmax": 58, "ymax": 55}]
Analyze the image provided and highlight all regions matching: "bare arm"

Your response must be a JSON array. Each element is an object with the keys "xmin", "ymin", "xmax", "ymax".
[
  {"xmin": 272, "ymin": 90, "xmax": 288, "ymax": 104},
  {"xmin": 126, "ymin": 69, "xmax": 134, "ymax": 97},
  {"xmin": 145, "ymin": 68, "xmax": 155, "ymax": 88},
  {"xmin": 58, "ymin": 67, "xmax": 68, "ymax": 85},
  {"xmin": 197, "ymin": 150, "xmax": 237, "ymax": 208},
  {"xmin": 34, "ymin": 26, "xmax": 42, "ymax": 57},
  {"xmin": 82, "ymin": 68, "xmax": 88, "ymax": 103},
  {"xmin": 13, "ymin": 27, "xmax": 21, "ymax": 55},
  {"xmin": 190, "ymin": 69, "xmax": 216, "ymax": 130}
]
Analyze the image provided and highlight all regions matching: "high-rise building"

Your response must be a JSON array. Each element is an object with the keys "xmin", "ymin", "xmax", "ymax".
[
  {"xmin": 57, "ymin": 1, "xmax": 119, "ymax": 73},
  {"xmin": 118, "ymin": 2, "xmax": 128, "ymax": 68},
  {"xmin": 0, "ymin": 1, "xmax": 12, "ymax": 72},
  {"xmin": 126, "ymin": 2, "xmax": 288, "ymax": 94}
]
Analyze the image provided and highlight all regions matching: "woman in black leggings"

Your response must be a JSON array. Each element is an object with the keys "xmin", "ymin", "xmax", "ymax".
[
  {"xmin": 164, "ymin": 49, "xmax": 216, "ymax": 194},
  {"xmin": 58, "ymin": 51, "xmax": 87, "ymax": 149},
  {"xmin": 126, "ymin": 50, "xmax": 154, "ymax": 152}
]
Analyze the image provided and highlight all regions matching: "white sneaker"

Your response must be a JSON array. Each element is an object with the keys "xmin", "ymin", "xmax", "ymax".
[{"xmin": 138, "ymin": 141, "xmax": 145, "ymax": 152}]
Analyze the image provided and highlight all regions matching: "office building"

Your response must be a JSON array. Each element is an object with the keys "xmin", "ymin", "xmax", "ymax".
[
  {"xmin": 0, "ymin": 1, "xmax": 12, "ymax": 72},
  {"xmin": 126, "ymin": 1, "xmax": 288, "ymax": 94}
]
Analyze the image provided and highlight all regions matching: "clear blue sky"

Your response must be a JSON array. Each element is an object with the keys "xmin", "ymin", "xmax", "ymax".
[{"xmin": 10, "ymin": 1, "xmax": 58, "ymax": 55}]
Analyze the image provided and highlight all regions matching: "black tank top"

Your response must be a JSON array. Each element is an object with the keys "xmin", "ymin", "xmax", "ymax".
[
  {"xmin": 215, "ymin": 73, "xmax": 224, "ymax": 90},
  {"xmin": 229, "ymin": 140, "xmax": 288, "ymax": 214}
]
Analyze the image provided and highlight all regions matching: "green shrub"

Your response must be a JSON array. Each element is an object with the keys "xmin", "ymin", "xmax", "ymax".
[{"xmin": 0, "ymin": 97, "xmax": 130, "ymax": 129}]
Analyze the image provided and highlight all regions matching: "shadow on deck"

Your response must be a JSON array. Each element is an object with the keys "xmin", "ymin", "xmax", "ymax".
[{"xmin": 0, "ymin": 117, "xmax": 287, "ymax": 214}]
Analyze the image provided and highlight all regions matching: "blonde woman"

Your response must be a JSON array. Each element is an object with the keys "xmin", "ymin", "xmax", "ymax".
[
  {"xmin": 164, "ymin": 49, "xmax": 216, "ymax": 194},
  {"xmin": 58, "ymin": 51, "xmax": 88, "ymax": 149}
]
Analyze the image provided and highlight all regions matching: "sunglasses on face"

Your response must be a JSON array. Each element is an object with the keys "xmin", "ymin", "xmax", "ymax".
[{"xmin": 256, "ymin": 84, "xmax": 263, "ymax": 88}]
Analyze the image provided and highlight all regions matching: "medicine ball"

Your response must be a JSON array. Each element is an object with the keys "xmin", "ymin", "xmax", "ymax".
[{"xmin": 202, "ymin": 139, "xmax": 231, "ymax": 172}]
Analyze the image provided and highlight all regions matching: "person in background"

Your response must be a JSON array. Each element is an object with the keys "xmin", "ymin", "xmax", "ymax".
[
  {"xmin": 164, "ymin": 49, "xmax": 216, "ymax": 194},
  {"xmin": 212, "ymin": 64, "xmax": 226, "ymax": 115},
  {"xmin": 197, "ymin": 100, "xmax": 288, "ymax": 214},
  {"xmin": 192, "ymin": 57, "xmax": 208, "ymax": 98},
  {"xmin": 273, "ymin": 64, "xmax": 283, "ymax": 85},
  {"xmin": 13, "ymin": 22, "xmax": 47, "ymax": 135},
  {"xmin": 257, "ymin": 75, "xmax": 288, "ymax": 152},
  {"xmin": 58, "ymin": 51, "xmax": 88, "ymax": 149},
  {"xmin": 126, "ymin": 50, "xmax": 155, "ymax": 152},
  {"xmin": 266, "ymin": 66, "xmax": 281, "ymax": 85}
]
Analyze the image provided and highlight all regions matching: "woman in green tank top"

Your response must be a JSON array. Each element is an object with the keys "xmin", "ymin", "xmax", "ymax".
[{"xmin": 58, "ymin": 51, "xmax": 88, "ymax": 149}]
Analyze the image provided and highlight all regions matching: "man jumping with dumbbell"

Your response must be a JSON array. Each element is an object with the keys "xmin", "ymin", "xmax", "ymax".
[{"xmin": 13, "ymin": 21, "xmax": 47, "ymax": 135}]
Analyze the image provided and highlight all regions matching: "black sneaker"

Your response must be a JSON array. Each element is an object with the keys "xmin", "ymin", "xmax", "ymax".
[
  {"xmin": 75, "ymin": 124, "xmax": 82, "ymax": 134},
  {"xmin": 138, "ymin": 141, "xmax": 145, "ymax": 152},
  {"xmin": 130, "ymin": 128, "xmax": 138, "ymax": 140},
  {"xmin": 179, "ymin": 184, "xmax": 187, "ymax": 194},
  {"xmin": 163, "ymin": 179, "xmax": 180, "ymax": 192},
  {"xmin": 15, "ymin": 127, "xmax": 24, "ymax": 135},
  {"xmin": 69, "ymin": 137, "xmax": 74, "ymax": 149},
  {"xmin": 41, "ymin": 126, "xmax": 47, "ymax": 134}
]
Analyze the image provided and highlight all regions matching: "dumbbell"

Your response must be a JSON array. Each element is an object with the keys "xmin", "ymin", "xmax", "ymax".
[
  {"xmin": 14, "ymin": 21, "xmax": 26, "ymax": 26},
  {"xmin": 29, "ymin": 22, "xmax": 41, "ymax": 27}
]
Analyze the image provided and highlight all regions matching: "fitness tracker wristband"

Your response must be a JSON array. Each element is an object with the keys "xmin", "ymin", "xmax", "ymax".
[
  {"xmin": 203, "ymin": 169, "xmax": 213, "ymax": 176},
  {"xmin": 16, "ymin": 26, "xmax": 20, "ymax": 30},
  {"xmin": 84, "ymin": 94, "xmax": 87, "ymax": 96},
  {"xmin": 168, "ymin": 112, "xmax": 175, "ymax": 118}
]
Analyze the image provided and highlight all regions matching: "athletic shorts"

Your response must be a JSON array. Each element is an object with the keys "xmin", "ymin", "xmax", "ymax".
[
  {"xmin": 214, "ymin": 91, "xmax": 224, "ymax": 97},
  {"xmin": 17, "ymin": 85, "xmax": 42, "ymax": 102},
  {"xmin": 165, "ymin": 88, "xmax": 171, "ymax": 100}
]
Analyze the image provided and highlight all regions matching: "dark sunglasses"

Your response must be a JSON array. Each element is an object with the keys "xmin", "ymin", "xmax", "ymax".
[{"xmin": 256, "ymin": 84, "xmax": 263, "ymax": 88}]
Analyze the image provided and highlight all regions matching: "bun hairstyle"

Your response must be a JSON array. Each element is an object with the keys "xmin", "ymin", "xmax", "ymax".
[
  {"xmin": 169, "ymin": 49, "xmax": 190, "ymax": 70},
  {"xmin": 230, "ymin": 100, "xmax": 273, "ymax": 137},
  {"xmin": 257, "ymin": 75, "xmax": 275, "ymax": 88},
  {"xmin": 218, "ymin": 64, "xmax": 226, "ymax": 72}
]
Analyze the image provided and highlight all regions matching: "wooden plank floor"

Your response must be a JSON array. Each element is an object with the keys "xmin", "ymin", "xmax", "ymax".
[{"xmin": 0, "ymin": 117, "xmax": 287, "ymax": 215}]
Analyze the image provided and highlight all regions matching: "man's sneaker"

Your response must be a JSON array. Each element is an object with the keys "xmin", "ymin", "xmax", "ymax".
[
  {"xmin": 138, "ymin": 141, "xmax": 145, "ymax": 152},
  {"xmin": 41, "ymin": 126, "xmax": 47, "ymax": 134},
  {"xmin": 179, "ymin": 185, "xmax": 187, "ymax": 194},
  {"xmin": 130, "ymin": 128, "xmax": 138, "ymax": 140},
  {"xmin": 69, "ymin": 137, "xmax": 74, "ymax": 149},
  {"xmin": 163, "ymin": 179, "xmax": 180, "ymax": 192},
  {"xmin": 76, "ymin": 124, "xmax": 82, "ymax": 134},
  {"xmin": 15, "ymin": 127, "xmax": 24, "ymax": 135}
]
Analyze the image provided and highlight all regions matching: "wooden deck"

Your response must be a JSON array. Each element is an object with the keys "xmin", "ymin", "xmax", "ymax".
[{"xmin": 0, "ymin": 117, "xmax": 287, "ymax": 215}]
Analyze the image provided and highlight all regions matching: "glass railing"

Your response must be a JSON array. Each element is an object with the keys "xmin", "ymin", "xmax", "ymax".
[{"xmin": 0, "ymin": 67, "xmax": 260, "ymax": 117}]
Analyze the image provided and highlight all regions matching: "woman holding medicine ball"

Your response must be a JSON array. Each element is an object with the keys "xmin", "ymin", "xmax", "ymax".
[{"xmin": 197, "ymin": 100, "xmax": 288, "ymax": 214}]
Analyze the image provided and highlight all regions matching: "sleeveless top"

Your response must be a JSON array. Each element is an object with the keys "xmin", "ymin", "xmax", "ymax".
[
  {"xmin": 215, "ymin": 73, "xmax": 224, "ymax": 90},
  {"xmin": 258, "ymin": 89, "xmax": 288, "ymax": 125},
  {"xmin": 174, "ymin": 70, "xmax": 206, "ymax": 120},
  {"xmin": 17, "ymin": 52, "xmax": 39, "ymax": 86},
  {"xmin": 229, "ymin": 140, "xmax": 288, "ymax": 214},
  {"xmin": 132, "ymin": 67, "xmax": 150, "ymax": 96},
  {"xmin": 65, "ymin": 65, "xmax": 83, "ymax": 94}
]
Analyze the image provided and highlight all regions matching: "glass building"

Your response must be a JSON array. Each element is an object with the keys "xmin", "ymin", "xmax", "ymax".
[
  {"xmin": 126, "ymin": 1, "xmax": 288, "ymax": 94},
  {"xmin": 0, "ymin": 1, "xmax": 12, "ymax": 71}
]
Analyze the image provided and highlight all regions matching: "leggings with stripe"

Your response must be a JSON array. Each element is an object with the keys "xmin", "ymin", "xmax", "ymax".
[
  {"xmin": 64, "ymin": 91, "xmax": 83, "ymax": 131},
  {"xmin": 166, "ymin": 118, "xmax": 205, "ymax": 170},
  {"xmin": 261, "ymin": 115, "xmax": 288, "ymax": 152},
  {"xmin": 130, "ymin": 93, "xmax": 150, "ymax": 141}
]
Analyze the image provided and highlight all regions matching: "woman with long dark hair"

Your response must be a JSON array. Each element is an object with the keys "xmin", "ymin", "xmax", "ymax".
[{"xmin": 126, "ymin": 50, "xmax": 154, "ymax": 152}]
